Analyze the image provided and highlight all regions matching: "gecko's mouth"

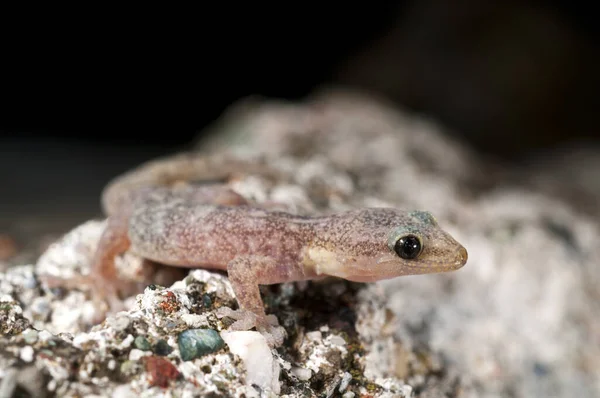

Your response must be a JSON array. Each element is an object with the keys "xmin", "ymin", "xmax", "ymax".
[
  {"xmin": 375, "ymin": 246, "xmax": 468, "ymax": 273},
  {"xmin": 336, "ymin": 245, "xmax": 469, "ymax": 282}
]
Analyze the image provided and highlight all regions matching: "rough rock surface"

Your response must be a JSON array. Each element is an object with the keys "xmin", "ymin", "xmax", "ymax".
[{"xmin": 1, "ymin": 88, "xmax": 599, "ymax": 397}]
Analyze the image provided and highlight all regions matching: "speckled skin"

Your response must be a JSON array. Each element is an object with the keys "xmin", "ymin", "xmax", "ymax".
[{"xmin": 86, "ymin": 153, "xmax": 468, "ymax": 346}]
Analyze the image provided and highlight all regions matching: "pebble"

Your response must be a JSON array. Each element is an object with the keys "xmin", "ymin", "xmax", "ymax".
[
  {"xmin": 134, "ymin": 335, "xmax": 152, "ymax": 351},
  {"xmin": 178, "ymin": 329, "xmax": 224, "ymax": 361},
  {"xmin": 290, "ymin": 367, "xmax": 312, "ymax": 381},
  {"xmin": 305, "ymin": 331, "xmax": 322, "ymax": 341},
  {"xmin": 37, "ymin": 330, "xmax": 53, "ymax": 343},
  {"xmin": 221, "ymin": 330, "xmax": 281, "ymax": 394},
  {"xmin": 28, "ymin": 297, "xmax": 51, "ymax": 320},
  {"xmin": 144, "ymin": 356, "xmax": 180, "ymax": 388},
  {"xmin": 128, "ymin": 349, "xmax": 148, "ymax": 361},
  {"xmin": 108, "ymin": 314, "xmax": 131, "ymax": 331},
  {"xmin": 202, "ymin": 294, "xmax": 212, "ymax": 308},
  {"xmin": 20, "ymin": 346, "xmax": 35, "ymax": 362},
  {"xmin": 21, "ymin": 329, "xmax": 39, "ymax": 344},
  {"xmin": 153, "ymin": 339, "xmax": 173, "ymax": 356},
  {"xmin": 329, "ymin": 335, "xmax": 346, "ymax": 347},
  {"xmin": 339, "ymin": 372, "xmax": 352, "ymax": 392}
]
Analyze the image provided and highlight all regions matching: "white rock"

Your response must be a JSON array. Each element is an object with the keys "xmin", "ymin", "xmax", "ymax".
[
  {"xmin": 221, "ymin": 331, "xmax": 280, "ymax": 394},
  {"xmin": 0, "ymin": 294, "xmax": 14, "ymax": 302},
  {"xmin": 37, "ymin": 330, "xmax": 53, "ymax": 343},
  {"xmin": 305, "ymin": 331, "xmax": 322, "ymax": 341},
  {"xmin": 19, "ymin": 346, "xmax": 34, "ymax": 362},
  {"xmin": 116, "ymin": 334, "xmax": 134, "ymax": 350},
  {"xmin": 290, "ymin": 367, "xmax": 312, "ymax": 381},
  {"xmin": 328, "ymin": 335, "xmax": 346, "ymax": 347},
  {"xmin": 107, "ymin": 314, "xmax": 130, "ymax": 331},
  {"xmin": 339, "ymin": 372, "xmax": 352, "ymax": 392},
  {"xmin": 128, "ymin": 349, "xmax": 148, "ymax": 361},
  {"xmin": 180, "ymin": 313, "xmax": 210, "ymax": 328}
]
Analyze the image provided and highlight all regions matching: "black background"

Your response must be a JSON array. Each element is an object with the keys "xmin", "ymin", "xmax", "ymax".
[{"xmin": 1, "ymin": 1, "xmax": 598, "ymax": 241}]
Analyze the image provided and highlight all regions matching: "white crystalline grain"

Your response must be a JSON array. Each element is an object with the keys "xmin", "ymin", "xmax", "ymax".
[
  {"xmin": 19, "ymin": 346, "xmax": 34, "ymax": 363},
  {"xmin": 290, "ymin": 367, "xmax": 312, "ymax": 381},
  {"xmin": 221, "ymin": 331, "xmax": 280, "ymax": 394}
]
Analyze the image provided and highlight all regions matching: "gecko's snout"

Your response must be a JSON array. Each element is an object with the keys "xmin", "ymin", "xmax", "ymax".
[{"xmin": 455, "ymin": 246, "xmax": 468, "ymax": 267}]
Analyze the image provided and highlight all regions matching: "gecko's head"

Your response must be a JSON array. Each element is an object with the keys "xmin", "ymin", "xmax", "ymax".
[{"xmin": 306, "ymin": 208, "xmax": 468, "ymax": 282}]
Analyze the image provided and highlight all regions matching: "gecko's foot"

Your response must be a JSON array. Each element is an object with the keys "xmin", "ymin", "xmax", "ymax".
[{"xmin": 216, "ymin": 307, "xmax": 286, "ymax": 347}]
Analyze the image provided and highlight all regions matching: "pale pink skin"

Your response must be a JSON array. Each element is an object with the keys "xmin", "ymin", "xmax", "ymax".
[{"xmin": 68, "ymin": 153, "xmax": 468, "ymax": 346}]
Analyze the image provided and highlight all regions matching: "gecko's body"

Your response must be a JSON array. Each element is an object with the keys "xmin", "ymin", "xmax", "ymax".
[{"xmin": 51, "ymin": 153, "xmax": 468, "ymax": 346}]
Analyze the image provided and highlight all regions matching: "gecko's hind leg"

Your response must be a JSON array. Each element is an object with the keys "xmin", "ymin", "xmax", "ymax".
[{"xmin": 40, "ymin": 215, "xmax": 139, "ymax": 321}]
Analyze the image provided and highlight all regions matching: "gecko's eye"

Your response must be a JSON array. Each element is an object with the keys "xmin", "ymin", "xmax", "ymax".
[{"xmin": 393, "ymin": 234, "xmax": 422, "ymax": 259}]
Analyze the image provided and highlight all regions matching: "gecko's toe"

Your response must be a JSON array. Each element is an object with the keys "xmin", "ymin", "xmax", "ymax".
[
  {"xmin": 265, "ymin": 314, "xmax": 279, "ymax": 326},
  {"xmin": 215, "ymin": 306, "xmax": 241, "ymax": 321},
  {"xmin": 217, "ymin": 307, "xmax": 258, "ymax": 331},
  {"xmin": 257, "ymin": 324, "xmax": 286, "ymax": 348},
  {"xmin": 217, "ymin": 307, "xmax": 286, "ymax": 347}
]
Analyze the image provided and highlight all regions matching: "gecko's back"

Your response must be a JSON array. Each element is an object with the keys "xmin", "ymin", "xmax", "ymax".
[{"xmin": 128, "ymin": 187, "xmax": 314, "ymax": 269}]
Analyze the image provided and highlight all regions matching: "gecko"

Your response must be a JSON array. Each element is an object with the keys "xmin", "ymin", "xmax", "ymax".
[{"xmin": 44, "ymin": 152, "xmax": 468, "ymax": 347}]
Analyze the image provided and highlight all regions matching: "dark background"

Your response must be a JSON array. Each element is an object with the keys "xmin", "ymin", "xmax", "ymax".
[{"xmin": 1, "ymin": 1, "xmax": 598, "ymax": 257}]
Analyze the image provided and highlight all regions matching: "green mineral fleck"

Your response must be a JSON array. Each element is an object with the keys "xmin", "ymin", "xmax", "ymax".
[
  {"xmin": 134, "ymin": 336, "xmax": 152, "ymax": 351},
  {"xmin": 178, "ymin": 329, "xmax": 224, "ymax": 361},
  {"xmin": 202, "ymin": 294, "xmax": 212, "ymax": 308},
  {"xmin": 153, "ymin": 339, "xmax": 173, "ymax": 356}
]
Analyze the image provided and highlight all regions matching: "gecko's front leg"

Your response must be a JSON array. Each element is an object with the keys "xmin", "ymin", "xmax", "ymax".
[{"xmin": 217, "ymin": 255, "xmax": 301, "ymax": 347}]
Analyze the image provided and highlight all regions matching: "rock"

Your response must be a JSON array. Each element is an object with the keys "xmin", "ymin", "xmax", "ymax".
[
  {"xmin": 0, "ymin": 299, "xmax": 30, "ymax": 335},
  {"xmin": 133, "ymin": 335, "xmax": 151, "ymax": 351},
  {"xmin": 178, "ymin": 328, "xmax": 225, "ymax": 361},
  {"xmin": 290, "ymin": 366, "xmax": 312, "ymax": 381},
  {"xmin": 1, "ymin": 88, "xmax": 598, "ymax": 397},
  {"xmin": 152, "ymin": 339, "xmax": 173, "ymax": 356},
  {"xmin": 144, "ymin": 356, "xmax": 181, "ymax": 388},
  {"xmin": 221, "ymin": 330, "xmax": 280, "ymax": 394},
  {"xmin": 339, "ymin": 371, "xmax": 352, "ymax": 392}
]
